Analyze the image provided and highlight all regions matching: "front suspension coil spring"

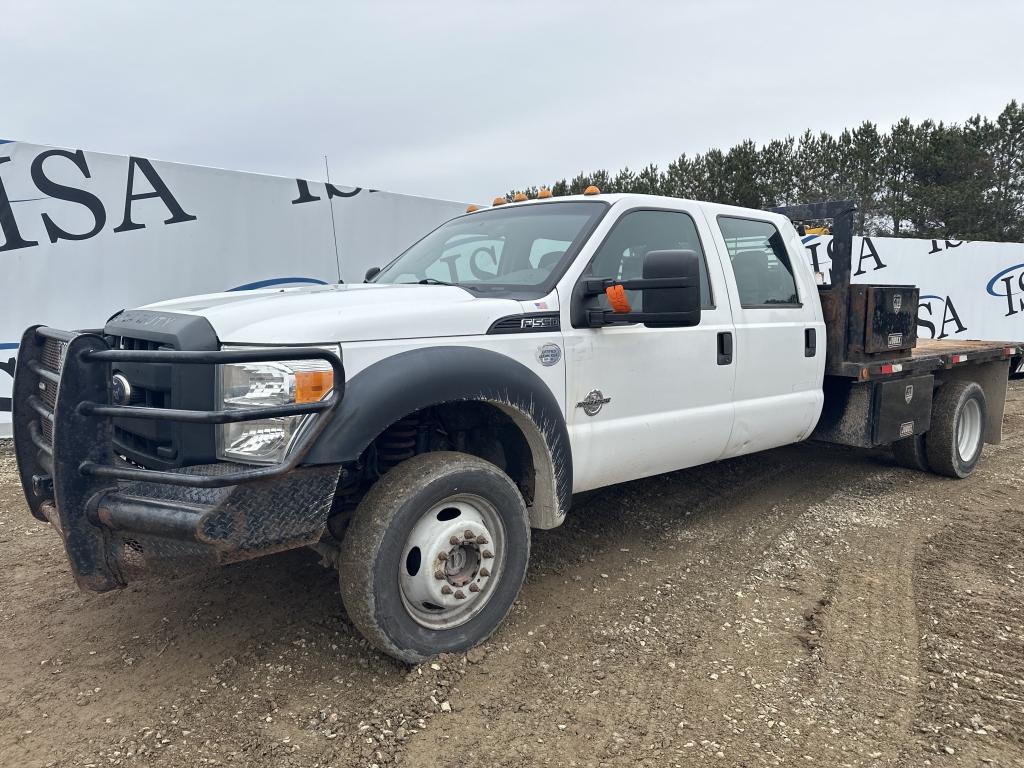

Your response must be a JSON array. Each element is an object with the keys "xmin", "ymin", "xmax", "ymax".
[{"xmin": 377, "ymin": 415, "xmax": 419, "ymax": 471}]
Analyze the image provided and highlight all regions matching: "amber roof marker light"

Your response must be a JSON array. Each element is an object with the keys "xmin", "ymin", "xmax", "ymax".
[
  {"xmin": 583, "ymin": 185, "xmax": 601, "ymax": 196},
  {"xmin": 537, "ymin": 187, "xmax": 553, "ymax": 199},
  {"xmin": 512, "ymin": 192, "xmax": 528, "ymax": 202},
  {"xmin": 465, "ymin": 204, "xmax": 480, "ymax": 213},
  {"xmin": 492, "ymin": 196, "xmax": 508, "ymax": 206}
]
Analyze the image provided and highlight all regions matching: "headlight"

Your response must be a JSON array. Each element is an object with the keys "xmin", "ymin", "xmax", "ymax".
[{"xmin": 216, "ymin": 349, "xmax": 339, "ymax": 465}]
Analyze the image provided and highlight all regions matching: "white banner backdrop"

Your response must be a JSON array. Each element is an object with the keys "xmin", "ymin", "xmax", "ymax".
[
  {"xmin": 0, "ymin": 141, "xmax": 467, "ymax": 436},
  {"xmin": 802, "ymin": 233, "xmax": 1024, "ymax": 344}
]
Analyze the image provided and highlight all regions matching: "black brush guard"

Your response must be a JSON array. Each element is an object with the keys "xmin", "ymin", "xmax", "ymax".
[{"xmin": 12, "ymin": 325, "xmax": 345, "ymax": 591}]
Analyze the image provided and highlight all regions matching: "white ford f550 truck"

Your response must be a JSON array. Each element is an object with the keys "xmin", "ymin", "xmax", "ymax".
[{"xmin": 12, "ymin": 193, "xmax": 1020, "ymax": 661}]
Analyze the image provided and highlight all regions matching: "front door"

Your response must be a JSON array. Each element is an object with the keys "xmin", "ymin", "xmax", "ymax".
[{"xmin": 561, "ymin": 206, "xmax": 737, "ymax": 493}]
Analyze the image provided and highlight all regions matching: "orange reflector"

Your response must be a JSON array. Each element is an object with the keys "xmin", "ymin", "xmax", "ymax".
[
  {"xmin": 492, "ymin": 196, "xmax": 508, "ymax": 206},
  {"xmin": 537, "ymin": 187, "xmax": 553, "ymax": 199},
  {"xmin": 512, "ymin": 192, "xmax": 528, "ymax": 202},
  {"xmin": 466, "ymin": 204, "xmax": 479, "ymax": 213},
  {"xmin": 295, "ymin": 370, "xmax": 334, "ymax": 403},
  {"xmin": 605, "ymin": 284, "xmax": 631, "ymax": 313},
  {"xmin": 583, "ymin": 185, "xmax": 601, "ymax": 196},
  {"xmin": 859, "ymin": 367, "xmax": 869, "ymax": 381}
]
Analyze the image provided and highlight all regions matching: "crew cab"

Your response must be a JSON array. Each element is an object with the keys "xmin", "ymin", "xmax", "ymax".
[{"xmin": 12, "ymin": 192, "xmax": 1019, "ymax": 662}]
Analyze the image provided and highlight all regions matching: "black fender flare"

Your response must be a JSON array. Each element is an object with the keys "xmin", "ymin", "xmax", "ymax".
[{"xmin": 303, "ymin": 346, "xmax": 572, "ymax": 529}]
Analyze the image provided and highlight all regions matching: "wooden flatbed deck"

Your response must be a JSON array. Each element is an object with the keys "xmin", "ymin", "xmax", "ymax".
[{"xmin": 830, "ymin": 339, "xmax": 1021, "ymax": 381}]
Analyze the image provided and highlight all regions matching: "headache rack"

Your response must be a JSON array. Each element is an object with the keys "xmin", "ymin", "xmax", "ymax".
[
  {"xmin": 771, "ymin": 200, "xmax": 923, "ymax": 376},
  {"xmin": 12, "ymin": 325, "xmax": 344, "ymax": 590}
]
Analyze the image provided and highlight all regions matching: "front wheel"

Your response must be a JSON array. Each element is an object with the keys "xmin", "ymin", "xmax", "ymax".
[{"xmin": 338, "ymin": 451, "xmax": 530, "ymax": 663}]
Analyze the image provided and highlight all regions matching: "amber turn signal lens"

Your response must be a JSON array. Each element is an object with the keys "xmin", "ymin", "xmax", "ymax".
[{"xmin": 295, "ymin": 370, "xmax": 334, "ymax": 403}]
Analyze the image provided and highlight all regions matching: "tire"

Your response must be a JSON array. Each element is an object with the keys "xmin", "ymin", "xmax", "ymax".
[
  {"xmin": 925, "ymin": 380, "xmax": 987, "ymax": 478},
  {"xmin": 338, "ymin": 451, "xmax": 530, "ymax": 663},
  {"xmin": 892, "ymin": 433, "xmax": 928, "ymax": 472}
]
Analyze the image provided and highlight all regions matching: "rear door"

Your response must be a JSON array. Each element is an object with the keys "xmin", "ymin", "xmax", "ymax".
[
  {"xmin": 561, "ymin": 205, "xmax": 737, "ymax": 492},
  {"xmin": 705, "ymin": 211, "xmax": 825, "ymax": 456}
]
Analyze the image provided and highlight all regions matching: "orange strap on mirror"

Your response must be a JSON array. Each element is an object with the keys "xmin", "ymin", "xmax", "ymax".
[{"xmin": 605, "ymin": 284, "xmax": 631, "ymax": 313}]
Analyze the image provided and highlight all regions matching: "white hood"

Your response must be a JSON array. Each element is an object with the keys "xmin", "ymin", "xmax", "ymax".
[{"xmin": 142, "ymin": 283, "xmax": 526, "ymax": 344}]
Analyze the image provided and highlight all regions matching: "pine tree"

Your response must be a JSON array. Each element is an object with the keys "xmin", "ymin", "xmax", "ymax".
[{"xmin": 881, "ymin": 118, "xmax": 917, "ymax": 235}]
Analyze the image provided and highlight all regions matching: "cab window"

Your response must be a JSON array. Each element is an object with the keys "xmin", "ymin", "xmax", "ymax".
[
  {"xmin": 586, "ymin": 210, "xmax": 713, "ymax": 311},
  {"xmin": 717, "ymin": 216, "xmax": 801, "ymax": 307}
]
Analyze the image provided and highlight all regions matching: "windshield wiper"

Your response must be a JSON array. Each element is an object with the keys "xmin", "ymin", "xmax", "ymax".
[{"xmin": 417, "ymin": 278, "xmax": 456, "ymax": 286}]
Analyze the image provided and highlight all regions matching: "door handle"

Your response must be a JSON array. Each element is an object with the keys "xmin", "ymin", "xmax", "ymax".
[
  {"xmin": 805, "ymin": 328, "xmax": 817, "ymax": 358},
  {"xmin": 717, "ymin": 332, "xmax": 733, "ymax": 365}
]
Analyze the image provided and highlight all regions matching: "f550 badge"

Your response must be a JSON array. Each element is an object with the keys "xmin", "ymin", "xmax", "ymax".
[{"xmin": 522, "ymin": 316, "xmax": 559, "ymax": 330}]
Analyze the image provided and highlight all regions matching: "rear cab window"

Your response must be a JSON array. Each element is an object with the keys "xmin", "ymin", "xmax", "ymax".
[{"xmin": 717, "ymin": 216, "xmax": 802, "ymax": 308}]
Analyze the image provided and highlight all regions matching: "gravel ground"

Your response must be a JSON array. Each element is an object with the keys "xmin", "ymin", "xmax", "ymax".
[{"xmin": 1, "ymin": 380, "xmax": 1022, "ymax": 767}]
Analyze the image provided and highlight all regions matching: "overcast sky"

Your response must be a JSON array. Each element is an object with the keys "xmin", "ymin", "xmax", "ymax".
[{"xmin": 3, "ymin": 1, "xmax": 1023, "ymax": 203}]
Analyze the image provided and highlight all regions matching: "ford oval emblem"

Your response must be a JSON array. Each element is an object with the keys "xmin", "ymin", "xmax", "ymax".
[{"xmin": 111, "ymin": 373, "xmax": 133, "ymax": 406}]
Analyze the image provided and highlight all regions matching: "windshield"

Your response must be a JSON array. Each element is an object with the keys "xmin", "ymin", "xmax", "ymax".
[{"xmin": 373, "ymin": 201, "xmax": 607, "ymax": 297}]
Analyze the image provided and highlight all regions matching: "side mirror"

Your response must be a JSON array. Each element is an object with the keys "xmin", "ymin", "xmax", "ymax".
[
  {"xmin": 639, "ymin": 249, "xmax": 701, "ymax": 327},
  {"xmin": 578, "ymin": 249, "xmax": 702, "ymax": 328},
  {"xmin": 364, "ymin": 266, "xmax": 381, "ymax": 282}
]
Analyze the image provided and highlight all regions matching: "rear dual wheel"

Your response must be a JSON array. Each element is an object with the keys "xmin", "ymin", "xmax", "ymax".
[
  {"xmin": 338, "ymin": 451, "xmax": 530, "ymax": 663},
  {"xmin": 926, "ymin": 380, "xmax": 986, "ymax": 478}
]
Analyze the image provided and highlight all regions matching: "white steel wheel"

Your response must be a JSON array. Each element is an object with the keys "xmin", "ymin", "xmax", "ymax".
[
  {"xmin": 338, "ymin": 451, "xmax": 530, "ymax": 663},
  {"xmin": 926, "ymin": 380, "xmax": 987, "ymax": 479},
  {"xmin": 956, "ymin": 397, "xmax": 983, "ymax": 462},
  {"xmin": 399, "ymin": 493, "xmax": 506, "ymax": 630}
]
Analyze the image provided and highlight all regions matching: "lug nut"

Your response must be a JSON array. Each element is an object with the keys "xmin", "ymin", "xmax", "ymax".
[
  {"xmin": 441, "ymin": 585, "xmax": 452, "ymax": 595},
  {"xmin": 476, "ymin": 536, "xmax": 488, "ymax": 545},
  {"xmin": 479, "ymin": 567, "xmax": 490, "ymax": 578},
  {"xmin": 437, "ymin": 551, "xmax": 448, "ymax": 561},
  {"xmin": 469, "ymin": 583, "xmax": 480, "ymax": 593},
  {"xmin": 482, "ymin": 550, "xmax": 494, "ymax": 559},
  {"xmin": 454, "ymin": 590, "xmax": 466, "ymax": 600},
  {"xmin": 434, "ymin": 569, "xmax": 445, "ymax": 580},
  {"xmin": 464, "ymin": 529, "xmax": 475, "ymax": 539},
  {"xmin": 449, "ymin": 536, "xmax": 460, "ymax": 545}
]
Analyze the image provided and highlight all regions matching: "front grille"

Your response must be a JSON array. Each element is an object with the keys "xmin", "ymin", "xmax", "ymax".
[
  {"xmin": 112, "ymin": 335, "xmax": 168, "ymax": 408},
  {"xmin": 109, "ymin": 335, "xmax": 176, "ymax": 462},
  {"xmin": 102, "ymin": 310, "xmax": 219, "ymax": 470}
]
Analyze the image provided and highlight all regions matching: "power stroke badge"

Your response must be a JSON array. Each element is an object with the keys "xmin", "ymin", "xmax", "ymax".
[{"xmin": 576, "ymin": 389, "xmax": 611, "ymax": 417}]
